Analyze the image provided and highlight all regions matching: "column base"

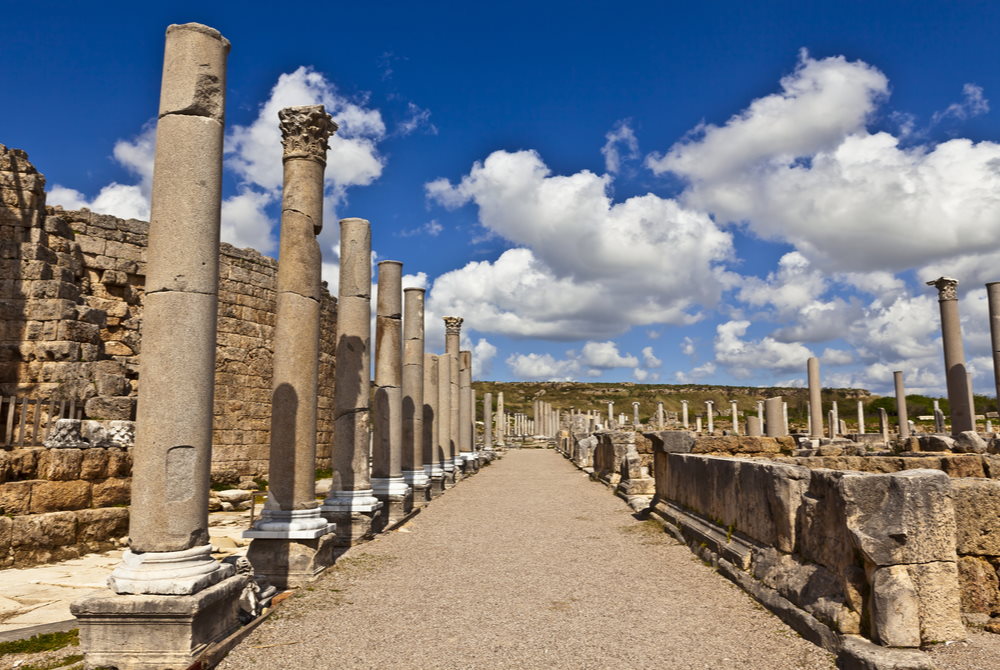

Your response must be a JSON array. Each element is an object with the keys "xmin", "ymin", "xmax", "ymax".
[
  {"xmin": 321, "ymin": 490, "xmax": 382, "ymax": 547},
  {"xmin": 243, "ymin": 508, "xmax": 334, "ymax": 540},
  {"xmin": 428, "ymin": 475, "xmax": 446, "ymax": 498},
  {"xmin": 403, "ymin": 469, "xmax": 431, "ymax": 509},
  {"xmin": 108, "ymin": 545, "xmax": 235, "ymax": 595},
  {"xmin": 245, "ymin": 533, "xmax": 337, "ymax": 589},
  {"xmin": 71, "ymin": 573, "xmax": 246, "ymax": 670},
  {"xmin": 372, "ymin": 477, "xmax": 410, "ymax": 531}
]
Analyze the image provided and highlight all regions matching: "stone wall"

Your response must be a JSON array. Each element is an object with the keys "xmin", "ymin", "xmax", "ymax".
[{"xmin": 0, "ymin": 144, "xmax": 337, "ymax": 481}]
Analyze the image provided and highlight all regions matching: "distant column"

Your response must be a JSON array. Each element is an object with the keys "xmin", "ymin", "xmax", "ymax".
[
  {"xmin": 656, "ymin": 402, "xmax": 665, "ymax": 429},
  {"xmin": 607, "ymin": 401, "xmax": 614, "ymax": 426},
  {"xmin": 783, "ymin": 402, "xmax": 789, "ymax": 435},
  {"xmin": 893, "ymin": 370, "xmax": 910, "ymax": 439},
  {"xmin": 705, "ymin": 401, "xmax": 714, "ymax": 434},
  {"xmin": 746, "ymin": 416, "xmax": 762, "ymax": 437},
  {"xmin": 832, "ymin": 401, "xmax": 840, "ymax": 437},
  {"xmin": 484, "ymin": 392, "xmax": 493, "ymax": 451},
  {"xmin": 244, "ymin": 104, "xmax": 337, "ymax": 585},
  {"xmin": 423, "ymin": 354, "xmax": 444, "ymax": 496},
  {"xmin": 968, "ymin": 372, "xmax": 978, "ymax": 431},
  {"xmin": 438, "ymin": 352, "xmax": 455, "ymax": 486},
  {"xmin": 879, "ymin": 408, "xmax": 889, "ymax": 444},
  {"xmin": 495, "ymin": 391, "xmax": 505, "ymax": 446},
  {"xmin": 807, "ymin": 357, "xmax": 823, "ymax": 438},
  {"xmin": 857, "ymin": 401, "xmax": 865, "ymax": 434},
  {"xmin": 987, "ymin": 282, "xmax": 1000, "ymax": 418},
  {"xmin": 756, "ymin": 401, "xmax": 764, "ymax": 427},
  {"xmin": 933, "ymin": 400, "xmax": 946, "ymax": 433},
  {"xmin": 322, "ymin": 218, "xmax": 382, "ymax": 540},
  {"xmin": 681, "ymin": 400, "xmax": 689, "ymax": 429},
  {"xmin": 764, "ymin": 397, "xmax": 785, "ymax": 437},
  {"xmin": 458, "ymin": 350, "xmax": 474, "ymax": 469},
  {"xmin": 632, "ymin": 402, "xmax": 640, "ymax": 427},
  {"xmin": 402, "ymin": 287, "xmax": 430, "ymax": 506},
  {"xmin": 444, "ymin": 317, "xmax": 462, "ymax": 479},
  {"xmin": 731, "ymin": 400, "xmax": 739, "ymax": 435},
  {"xmin": 928, "ymin": 277, "xmax": 973, "ymax": 433}
]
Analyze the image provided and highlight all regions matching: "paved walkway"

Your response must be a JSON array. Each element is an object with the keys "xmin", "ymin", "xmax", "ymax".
[{"xmin": 221, "ymin": 450, "xmax": 835, "ymax": 669}]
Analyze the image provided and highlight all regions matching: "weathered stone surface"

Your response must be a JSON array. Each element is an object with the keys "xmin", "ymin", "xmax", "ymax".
[
  {"xmin": 91, "ymin": 477, "xmax": 130, "ymax": 507},
  {"xmin": 840, "ymin": 469, "xmax": 956, "ymax": 566},
  {"xmin": 644, "ymin": 430, "xmax": 694, "ymax": 454},
  {"xmin": 957, "ymin": 555, "xmax": 1000, "ymax": 614},
  {"xmin": 29, "ymin": 480, "xmax": 92, "ymax": 513},
  {"xmin": 36, "ymin": 448, "xmax": 83, "ymax": 480},
  {"xmin": 920, "ymin": 434, "xmax": 956, "ymax": 452},
  {"xmin": 908, "ymin": 561, "xmax": 966, "ymax": 642},
  {"xmin": 870, "ymin": 564, "xmax": 922, "ymax": 647},
  {"xmin": 12, "ymin": 510, "xmax": 77, "ymax": 548},
  {"xmin": 76, "ymin": 507, "xmax": 129, "ymax": 547},
  {"xmin": 0, "ymin": 480, "xmax": 33, "ymax": 515},
  {"xmin": 939, "ymin": 454, "xmax": 986, "ymax": 478},
  {"xmin": 952, "ymin": 478, "xmax": 1000, "ymax": 555},
  {"xmin": 692, "ymin": 435, "xmax": 784, "ymax": 454},
  {"xmin": 953, "ymin": 431, "xmax": 988, "ymax": 454}
]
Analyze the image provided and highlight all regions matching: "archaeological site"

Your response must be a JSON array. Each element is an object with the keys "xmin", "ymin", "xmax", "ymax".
[{"xmin": 3, "ymin": 15, "xmax": 1000, "ymax": 670}]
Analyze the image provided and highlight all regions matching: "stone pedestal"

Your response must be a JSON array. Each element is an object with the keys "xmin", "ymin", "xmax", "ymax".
[
  {"xmin": 71, "ymin": 574, "xmax": 246, "ymax": 670},
  {"xmin": 245, "ymin": 534, "xmax": 337, "ymax": 589}
]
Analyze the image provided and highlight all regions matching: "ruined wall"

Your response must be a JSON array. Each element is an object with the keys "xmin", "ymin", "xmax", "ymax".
[{"xmin": 0, "ymin": 144, "xmax": 337, "ymax": 481}]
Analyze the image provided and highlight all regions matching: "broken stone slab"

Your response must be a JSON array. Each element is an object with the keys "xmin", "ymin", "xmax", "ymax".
[
  {"xmin": 919, "ymin": 434, "xmax": 956, "ymax": 452},
  {"xmin": 214, "ymin": 489, "xmax": 252, "ymax": 504},
  {"xmin": 836, "ymin": 635, "xmax": 934, "ymax": 670},
  {"xmin": 643, "ymin": 430, "xmax": 694, "ymax": 453},
  {"xmin": 953, "ymin": 430, "xmax": 987, "ymax": 454}
]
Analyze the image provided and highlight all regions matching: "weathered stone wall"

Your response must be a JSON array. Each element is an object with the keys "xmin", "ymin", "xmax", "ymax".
[
  {"xmin": 0, "ymin": 446, "xmax": 131, "ymax": 567},
  {"xmin": 0, "ymin": 145, "xmax": 337, "ymax": 481}
]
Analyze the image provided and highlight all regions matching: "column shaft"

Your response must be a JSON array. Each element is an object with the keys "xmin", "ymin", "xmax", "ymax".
[{"xmin": 807, "ymin": 357, "xmax": 823, "ymax": 438}]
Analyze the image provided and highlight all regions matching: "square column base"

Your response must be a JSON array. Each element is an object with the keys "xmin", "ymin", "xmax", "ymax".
[
  {"xmin": 442, "ymin": 469, "xmax": 457, "ymax": 489},
  {"xmin": 245, "ymin": 533, "xmax": 337, "ymax": 590},
  {"xmin": 322, "ymin": 510, "xmax": 377, "ymax": 547},
  {"xmin": 70, "ymin": 574, "xmax": 246, "ymax": 670},
  {"xmin": 410, "ymin": 483, "xmax": 431, "ymax": 507},
  {"xmin": 429, "ymin": 475, "xmax": 446, "ymax": 498},
  {"xmin": 373, "ymin": 495, "xmax": 408, "ymax": 532}
]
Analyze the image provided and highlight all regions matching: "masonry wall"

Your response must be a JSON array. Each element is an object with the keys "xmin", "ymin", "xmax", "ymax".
[{"xmin": 0, "ymin": 144, "xmax": 337, "ymax": 482}]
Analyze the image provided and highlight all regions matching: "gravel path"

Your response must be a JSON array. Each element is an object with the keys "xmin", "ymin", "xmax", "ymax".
[{"xmin": 220, "ymin": 450, "xmax": 835, "ymax": 669}]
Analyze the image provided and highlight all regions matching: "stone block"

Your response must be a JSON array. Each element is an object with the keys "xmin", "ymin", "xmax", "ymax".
[
  {"xmin": 954, "ymin": 431, "xmax": 987, "ymax": 454},
  {"xmin": 91, "ymin": 477, "xmax": 131, "ymax": 507},
  {"xmin": 920, "ymin": 434, "xmax": 956, "ymax": 451},
  {"xmin": 840, "ymin": 469, "xmax": 956, "ymax": 566},
  {"xmin": 952, "ymin": 478, "xmax": 1000, "ymax": 555},
  {"xmin": 29, "ymin": 479, "xmax": 92, "ymax": 512},
  {"xmin": 645, "ymin": 430, "xmax": 694, "ymax": 453},
  {"xmin": 0, "ymin": 447, "xmax": 39, "ymax": 481},
  {"xmin": 0, "ymin": 480, "xmax": 34, "ymax": 515},
  {"xmin": 957, "ymin": 555, "xmax": 1000, "ymax": 614},
  {"xmin": 692, "ymin": 435, "xmax": 783, "ymax": 454},
  {"xmin": 84, "ymin": 395, "xmax": 135, "ymax": 420},
  {"xmin": 76, "ymin": 507, "xmax": 129, "ymax": 547},
  {"xmin": 37, "ymin": 448, "xmax": 83, "ymax": 479},
  {"xmin": 25, "ymin": 298, "xmax": 77, "ymax": 321},
  {"xmin": 0, "ymin": 516, "xmax": 11, "ymax": 558},
  {"xmin": 12, "ymin": 510, "xmax": 77, "ymax": 547},
  {"xmin": 245, "ymin": 533, "xmax": 337, "ymax": 589},
  {"xmin": 939, "ymin": 454, "xmax": 986, "ymax": 478},
  {"xmin": 80, "ymin": 448, "xmax": 111, "ymax": 479},
  {"xmin": 908, "ymin": 561, "xmax": 966, "ymax": 643},
  {"xmin": 796, "ymin": 469, "xmax": 856, "ymax": 575}
]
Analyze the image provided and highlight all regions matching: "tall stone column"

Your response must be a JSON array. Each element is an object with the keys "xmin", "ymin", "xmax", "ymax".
[
  {"xmin": 807, "ymin": 357, "xmax": 823, "ymax": 438},
  {"xmin": 321, "ymin": 219, "xmax": 382, "ymax": 541},
  {"xmin": 893, "ymin": 370, "xmax": 910, "ymax": 439},
  {"xmin": 987, "ymin": 282, "xmax": 1000, "ymax": 416},
  {"xmin": 832, "ymin": 402, "xmax": 840, "ymax": 437},
  {"xmin": 928, "ymin": 277, "xmax": 974, "ymax": 433},
  {"xmin": 444, "ymin": 317, "xmax": 463, "ymax": 480},
  {"xmin": 423, "ymin": 354, "xmax": 444, "ymax": 497},
  {"xmin": 484, "ymin": 392, "xmax": 493, "ymax": 450},
  {"xmin": 731, "ymin": 400, "xmax": 739, "ymax": 435},
  {"xmin": 656, "ymin": 402, "xmax": 664, "ymax": 428},
  {"xmin": 403, "ymin": 288, "xmax": 430, "ymax": 507},
  {"xmin": 607, "ymin": 401, "xmax": 614, "ymax": 427},
  {"xmin": 764, "ymin": 396, "xmax": 784, "ymax": 437},
  {"xmin": 681, "ymin": 400, "xmax": 689, "ymax": 429},
  {"xmin": 705, "ymin": 401, "xmax": 714, "ymax": 434},
  {"xmin": 72, "ymin": 23, "xmax": 244, "ymax": 669},
  {"xmin": 857, "ymin": 401, "xmax": 865, "ymax": 434},
  {"xmin": 632, "ymin": 402, "xmax": 640, "ymax": 427},
  {"xmin": 757, "ymin": 401, "xmax": 764, "ymax": 427},
  {"xmin": 495, "ymin": 391, "xmax": 505, "ymax": 447},
  {"xmin": 459, "ymin": 350, "xmax": 474, "ymax": 471},
  {"xmin": 371, "ymin": 261, "xmax": 411, "ymax": 527},
  {"xmin": 438, "ymin": 352, "xmax": 455, "ymax": 486},
  {"xmin": 968, "ymin": 372, "xmax": 978, "ymax": 431},
  {"xmin": 244, "ymin": 105, "xmax": 337, "ymax": 586}
]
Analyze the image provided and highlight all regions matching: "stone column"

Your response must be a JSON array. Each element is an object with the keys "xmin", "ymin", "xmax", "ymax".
[
  {"xmin": 607, "ymin": 401, "xmax": 614, "ymax": 426},
  {"xmin": 879, "ymin": 408, "xmax": 889, "ymax": 444},
  {"xmin": 764, "ymin": 396, "xmax": 784, "ymax": 437},
  {"xmin": 988, "ymin": 282, "xmax": 1000, "ymax": 417},
  {"xmin": 705, "ymin": 401, "xmax": 714, "ymax": 434},
  {"xmin": 423, "ymin": 354, "xmax": 444, "ymax": 497},
  {"xmin": 321, "ymin": 219, "xmax": 382, "ymax": 541},
  {"xmin": 656, "ymin": 402, "xmax": 665, "ymax": 429},
  {"xmin": 832, "ymin": 402, "xmax": 840, "ymax": 437},
  {"xmin": 681, "ymin": 400, "xmax": 689, "ymax": 429},
  {"xmin": 438, "ymin": 351, "xmax": 455, "ymax": 486},
  {"xmin": 371, "ymin": 261, "xmax": 410, "ymax": 527},
  {"xmin": 807, "ymin": 356, "xmax": 823, "ymax": 438},
  {"xmin": 894, "ymin": 370, "xmax": 910, "ymax": 439},
  {"xmin": 827, "ymin": 409, "xmax": 836, "ymax": 439},
  {"xmin": 783, "ymin": 402, "xmax": 789, "ymax": 435},
  {"xmin": 484, "ymin": 392, "xmax": 493, "ymax": 451},
  {"xmin": 632, "ymin": 402, "xmax": 640, "ymax": 427},
  {"xmin": 731, "ymin": 400, "xmax": 739, "ymax": 435},
  {"xmin": 933, "ymin": 400, "xmax": 946, "ymax": 433},
  {"xmin": 747, "ymin": 416, "xmax": 762, "ymax": 437},
  {"xmin": 695, "ymin": 416, "xmax": 702, "ymax": 433},
  {"xmin": 757, "ymin": 401, "xmax": 764, "ymax": 426},
  {"xmin": 928, "ymin": 277, "xmax": 974, "ymax": 433},
  {"xmin": 244, "ymin": 105, "xmax": 337, "ymax": 586},
  {"xmin": 73, "ymin": 23, "xmax": 243, "ymax": 669},
  {"xmin": 495, "ymin": 392, "xmax": 505, "ymax": 447},
  {"xmin": 857, "ymin": 401, "xmax": 865, "ymax": 434},
  {"xmin": 968, "ymin": 372, "xmax": 978, "ymax": 431},
  {"xmin": 402, "ymin": 288, "xmax": 429, "ymax": 507},
  {"xmin": 444, "ymin": 317, "xmax": 463, "ymax": 479},
  {"xmin": 459, "ymin": 350, "xmax": 475, "ymax": 471}
]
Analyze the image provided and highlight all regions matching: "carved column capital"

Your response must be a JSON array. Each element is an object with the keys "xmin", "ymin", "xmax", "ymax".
[
  {"xmin": 279, "ymin": 105, "xmax": 337, "ymax": 164},
  {"xmin": 443, "ymin": 316, "xmax": 463, "ymax": 335},
  {"xmin": 927, "ymin": 276, "xmax": 959, "ymax": 301}
]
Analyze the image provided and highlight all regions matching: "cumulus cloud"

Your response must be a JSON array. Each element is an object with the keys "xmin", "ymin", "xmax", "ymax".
[
  {"xmin": 505, "ymin": 352, "xmax": 580, "ymax": 381},
  {"xmin": 641, "ymin": 346, "xmax": 662, "ymax": 368},
  {"xmin": 932, "ymin": 83, "xmax": 990, "ymax": 125},
  {"xmin": 601, "ymin": 119, "xmax": 639, "ymax": 174},
  {"xmin": 426, "ymin": 149, "xmax": 733, "ymax": 339},
  {"xmin": 633, "ymin": 368, "xmax": 650, "ymax": 381},
  {"xmin": 581, "ymin": 341, "xmax": 638, "ymax": 368},
  {"xmin": 471, "ymin": 338, "xmax": 498, "ymax": 378},
  {"xmin": 714, "ymin": 320, "xmax": 814, "ymax": 379},
  {"xmin": 680, "ymin": 337, "xmax": 696, "ymax": 356}
]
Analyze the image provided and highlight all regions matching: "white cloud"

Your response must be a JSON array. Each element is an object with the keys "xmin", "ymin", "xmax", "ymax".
[
  {"xmin": 641, "ymin": 346, "xmax": 662, "ymax": 368},
  {"xmin": 426, "ymin": 149, "xmax": 733, "ymax": 339},
  {"xmin": 398, "ymin": 102, "xmax": 437, "ymax": 136},
  {"xmin": 675, "ymin": 361, "xmax": 716, "ymax": 383},
  {"xmin": 471, "ymin": 338, "xmax": 498, "ymax": 378},
  {"xmin": 932, "ymin": 83, "xmax": 989, "ymax": 125},
  {"xmin": 633, "ymin": 368, "xmax": 650, "ymax": 381},
  {"xmin": 581, "ymin": 341, "xmax": 638, "ymax": 368},
  {"xmin": 714, "ymin": 320, "xmax": 814, "ymax": 379},
  {"xmin": 220, "ymin": 188, "xmax": 276, "ymax": 252},
  {"xmin": 505, "ymin": 352, "xmax": 580, "ymax": 381},
  {"xmin": 601, "ymin": 119, "xmax": 639, "ymax": 174},
  {"xmin": 397, "ymin": 220, "xmax": 443, "ymax": 237},
  {"xmin": 647, "ymin": 329, "xmax": 662, "ymax": 339},
  {"xmin": 821, "ymin": 348, "xmax": 853, "ymax": 365},
  {"xmin": 680, "ymin": 336, "xmax": 696, "ymax": 356}
]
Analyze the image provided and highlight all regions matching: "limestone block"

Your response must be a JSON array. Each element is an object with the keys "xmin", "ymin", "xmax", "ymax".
[
  {"xmin": 80, "ymin": 448, "xmax": 111, "ymax": 479},
  {"xmin": 795, "ymin": 470, "xmax": 857, "ymax": 575},
  {"xmin": 25, "ymin": 298, "xmax": 77, "ymax": 321},
  {"xmin": 953, "ymin": 431, "xmax": 987, "ymax": 454},
  {"xmin": 29, "ymin": 480, "xmax": 92, "ymax": 513},
  {"xmin": 37, "ymin": 448, "xmax": 83, "ymax": 479},
  {"xmin": 841, "ymin": 469, "xmax": 957, "ymax": 566},
  {"xmin": 56, "ymin": 319, "xmax": 100, "ymax": 341},
  {"xmin": 952, "ymin": 478, "xmax": 1000, "ymax": 555},
  {"xmin": 44, "ymin": 419, "xmax": 85, "ymax": 449},
  {"xmin": 645, "ymin": 430, "xmax": 694, "ymax": 453},
  {"xmin": 91, "ymin": 477, "xmax": 131, "ymax": 507},
  {"xmin": 0, "ymin": 516, "xmax": 11, "ymax": 558},
  {"xmin": 12, "ymin": 510, "xmax": 77, "ymax": 548},
  {"xmin": 870, "ymin": 565, "xmax": 921, "ymax": 647},
  {"xmin": 921, "ymin": 434, "xmax": 956, "ymax": 451},
  {"xmin": 692, "ymin": 435, "xmax": 785, "ymax": 454},
  {"xmin": 939, "ymin": 454, "xmax": 986, "ymax": 478},
  {"xmin": 0, "ymin": 481, "xmax": 34, "ymax": 515},
  {"xmin": 957, "ymin": 555, "xmax": 1000, "ymax": 614},
  {"xmin": 84, "ymin": 395, "xmax": 134, "ymax": 420},
  {"xmin": 908, "ymin": 561, "xmax": 966, "ymax": 642},
  {"xmin": 76, "ymin": 507, "xmax": 129, "ymax": 547},
  {"xmin": 106, "ymin": 448, "xmax": 132, "ymax": 477}
]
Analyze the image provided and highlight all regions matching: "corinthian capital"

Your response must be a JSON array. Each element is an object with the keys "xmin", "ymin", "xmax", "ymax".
[
  {"xmin": 279, "ymin": 105, "xmax": 337, "ymax": 164},
  {"xmin": 443, "ymin": 316, "xmax": 464, "ymax": 335},
  {"xmin": 927, "ymin": 276, "xmax": 959, "ymax": 301}
]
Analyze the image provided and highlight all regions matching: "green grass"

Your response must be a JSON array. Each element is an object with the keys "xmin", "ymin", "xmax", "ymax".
[
  {"xmin": 22, "ymin": 653, "xmax": 85, "ymax": 670},
  {"xmin": 0, "ymin": 629, "xmax": 79, "ymax": 656}
]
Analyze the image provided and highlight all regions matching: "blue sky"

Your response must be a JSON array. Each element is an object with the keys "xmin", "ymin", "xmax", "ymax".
[{"xmin": 5, "ymin": 1, "xmax": 1000, "ymax": 394}]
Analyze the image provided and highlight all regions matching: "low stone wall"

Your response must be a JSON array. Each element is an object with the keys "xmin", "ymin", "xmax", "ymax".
[
  {"xmin": 647, "ymin": 434, "xmax": 967, "ymax": 650},
  {"xmin": 0, "ymin": 444, "xmax": 131, "ymax": 567},
  {"xmin": 590, "ymin": 430, "xmax": 654, "ymax": 498}
]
